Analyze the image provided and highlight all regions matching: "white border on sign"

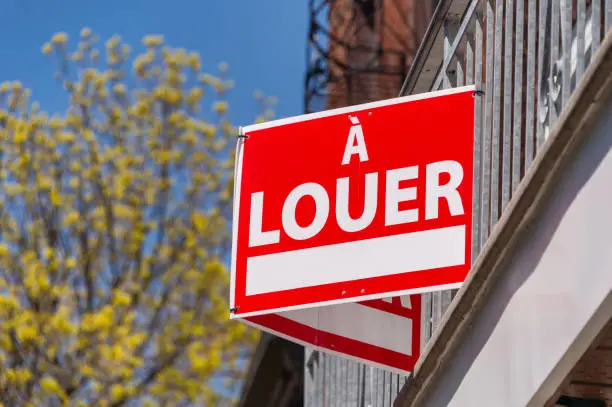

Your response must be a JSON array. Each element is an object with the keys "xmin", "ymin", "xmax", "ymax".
[
  {"xmin": 229, "ymin": 128, "xmax": 245, "ymax": 312},
  {"xmin": 240, "ymin": 317, "xmax": 415, "ymax": 377},
  {"xmin": 242, "ymin": 85, "xmax": 475, "ymax": 133},
  {"xmin": 230, "ymin": 85, "xmax": 474, "ymax": 318},
  {"xmin": 231, "ymin": 282, "xmax": 462, "ymax": 319}
]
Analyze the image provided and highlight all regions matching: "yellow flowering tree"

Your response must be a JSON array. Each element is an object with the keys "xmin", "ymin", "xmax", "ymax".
[{"xmin": 0, "ymin": 29, "xmax": 274, "ymax": 406}]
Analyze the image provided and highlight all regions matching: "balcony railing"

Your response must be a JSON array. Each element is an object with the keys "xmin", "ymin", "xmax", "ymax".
[
  {"xmin": 402, "ymin": 0, "xmax": 612, "ymax": 353},
  {"xmin": 304, "ymin": 1, "xmax": 612, "ymax": 406}
]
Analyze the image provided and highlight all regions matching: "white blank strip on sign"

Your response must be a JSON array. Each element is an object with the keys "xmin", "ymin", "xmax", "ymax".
[
  {"xmin": 279, "ymin": 302, "xmax": 413, "ymax": 355},
  {"xmin": 246, "ymin": 225, "xmax": 466, "ymax": 295}
]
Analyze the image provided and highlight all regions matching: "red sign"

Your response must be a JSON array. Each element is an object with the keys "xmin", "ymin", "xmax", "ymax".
[
  {"xmin": 245, "ymin": 294, "xmax": 421, "ymax": 375},
  {"xmin": 230, "ymin": 86, "xmax": 474, "ymax": 318}
]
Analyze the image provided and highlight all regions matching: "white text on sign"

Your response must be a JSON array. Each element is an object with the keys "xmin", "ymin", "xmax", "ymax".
[{"xmin": 249, "ymin": 117, "xmax": 465, "ymax": 248}]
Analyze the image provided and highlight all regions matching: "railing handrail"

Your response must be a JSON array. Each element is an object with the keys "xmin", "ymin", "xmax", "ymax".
[{"xmin": 399, "ymin": 0, "xmax": 473, "ymax": 96}]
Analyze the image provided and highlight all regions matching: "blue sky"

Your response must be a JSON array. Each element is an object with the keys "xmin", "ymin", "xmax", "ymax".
[
  {"xmin": 0, "ymin": 1, "xmax": 309, "ymax": 397},
  {"xmin": 0, "ymin": 0, "xmax": 308, "ymax": 125}
]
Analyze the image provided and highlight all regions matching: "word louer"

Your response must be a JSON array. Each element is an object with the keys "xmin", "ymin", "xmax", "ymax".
[{"xmin": 249, "ymin": 117, "xmax": 466, "ymax": 247}]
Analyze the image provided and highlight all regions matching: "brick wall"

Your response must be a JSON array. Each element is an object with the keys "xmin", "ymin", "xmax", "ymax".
[
  {"xmin": 326, "ymin": 0, "xmax": 436, "ymax": 109},
  {"xmin": 553, "ymin": 319, "xmax": 612, "ymax": 405}
]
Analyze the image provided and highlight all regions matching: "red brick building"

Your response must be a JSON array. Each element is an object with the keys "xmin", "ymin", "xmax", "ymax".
[{"xmin": 305, "ymin": 0, "xmax": 437, "ymax": 112}]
